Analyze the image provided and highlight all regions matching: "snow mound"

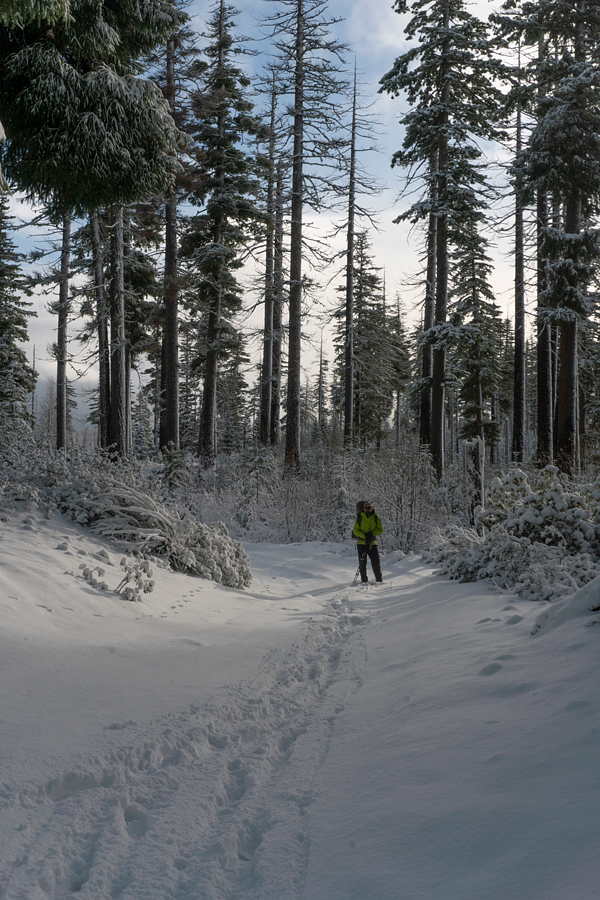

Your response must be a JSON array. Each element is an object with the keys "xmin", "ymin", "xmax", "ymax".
[
  {"xmin": 429, "ymin": 467, "xmax": 600, "ymax": 603},
  {"xmin": 532, "ymin": 575, "xmax": 600, "ymax": 635},
  {"xmin": 0, "ymin": 428, "xmax": 251, "ymax": 588}
]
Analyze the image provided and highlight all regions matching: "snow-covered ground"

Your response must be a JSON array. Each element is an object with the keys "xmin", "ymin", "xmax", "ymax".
[{"xmin": 1, "ymin": 508, "xmax": 600, "ymax": 900}]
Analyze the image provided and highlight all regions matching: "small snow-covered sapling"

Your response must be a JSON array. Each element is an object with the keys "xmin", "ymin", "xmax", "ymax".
[
  {"xmin": 115, "ymin": 559, "xmax": 155, "ymax": 602},
  {"xmin": 79, "ymin": 564, "xmax": 108, "ymax": 590}
]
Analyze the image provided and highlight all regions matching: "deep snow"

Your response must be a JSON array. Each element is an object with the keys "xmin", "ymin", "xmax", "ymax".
[{"xmin": 1, "ymin": 508, "xmax": 600, "ymax": 899}]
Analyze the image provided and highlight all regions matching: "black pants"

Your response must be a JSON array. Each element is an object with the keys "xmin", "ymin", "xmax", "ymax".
[{"xmin": 357, "ymin": 543, "xmax": 382, "ymax": 582}]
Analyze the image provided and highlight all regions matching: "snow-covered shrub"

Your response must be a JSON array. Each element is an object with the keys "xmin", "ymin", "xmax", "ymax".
[
  {"xmin": 0, "ymin": 431, "xmax": 252, "ymax": 589},
  {"xmin": 59, "ymin": 478, "xmax": 251, "ymax": 588},
  {"xmin": 429, "ymin": 466, "xmax": 600, "ymax": 602},
  {"xmin": 351, "ymin": 441, "xmax": 440, "ymax": 551},
  {"xmin": 78, "ymin": 564, "xmax": 108, "ymax": 591},
  {"xmin": 176, "ymin": 437, "xmax": 444, "ymax": 549},
  {"xmin": 116, "ymin": 559, "xmax": 155, "ymax": 601}
]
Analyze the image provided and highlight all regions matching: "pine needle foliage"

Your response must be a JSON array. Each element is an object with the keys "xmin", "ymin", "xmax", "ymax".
[{"xmin": 0, "ymin": 1, "xmax": 187, "ymax": 215}]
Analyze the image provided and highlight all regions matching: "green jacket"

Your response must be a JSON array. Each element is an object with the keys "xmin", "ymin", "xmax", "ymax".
[{"xmin": 353, "ymin": 508, "xmax": 383, "ymax": 545}]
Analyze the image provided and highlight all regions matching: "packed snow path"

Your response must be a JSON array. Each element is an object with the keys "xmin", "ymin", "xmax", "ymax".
[
  {"xmin": 1, "ymin": 599, "xmax": 367, "ymax": 899},
  {"xmin": 1, "ymin": 511, "xmax": 600, "ymax": 899}
]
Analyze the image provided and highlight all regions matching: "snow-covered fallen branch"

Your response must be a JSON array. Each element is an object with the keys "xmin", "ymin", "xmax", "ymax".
[{"xmin": 0, "ymin": 425, "xmax": 251, "ymax": 589}]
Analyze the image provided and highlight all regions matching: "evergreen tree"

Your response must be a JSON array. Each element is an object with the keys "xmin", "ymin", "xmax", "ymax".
[
  {"xmin": 333, "ymin": 231, "xmax": 401, "ymax": 446},
  {"xmin": 448, "ymin": 219, "xmax": 503, "ymax": 447},
  {"xmin": 217, "ymin": 341, "xmax": 250, "ymax": 454},
  {"xmin": 380, "ymin": 0, "xmax": 504, "ymax": 477},
  {"xmin": 0, "ymin": 1, "xmax": 186, "ymax": 216},
  {"xmin": 182, "ymin": 0, "xmax": 265, "ymax": 468},
  {"xmin": 148, "ymin": 13, "xmax": 201, "ymax": 452},
  {"xmin": 0, "ymin": 197, "xmax": 36, "ymax": 419},
  {"xmin": 132, "ymin": 385, "xmax": 155, "ymax": 457},
  {"xmin": 521, "ymin": 0, "xmax": 600, "ymax": 473},
  {"xmin": 263, "ymin": 0, "xmax": 348, "ymax": 472}
]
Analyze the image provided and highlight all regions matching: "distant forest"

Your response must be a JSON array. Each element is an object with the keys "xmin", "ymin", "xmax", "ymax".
[{"xmin": 2, "ymin": 0, "xmax": 600, "ymax": 489}]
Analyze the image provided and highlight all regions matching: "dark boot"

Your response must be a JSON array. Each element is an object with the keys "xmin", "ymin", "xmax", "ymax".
[
  {"xmin": 370, "ymin": 545, "xmax": 383, "ymax": 582},
  {"xmin": 357, "ymin": 545, "xmax": 369, "ymax": 582}
]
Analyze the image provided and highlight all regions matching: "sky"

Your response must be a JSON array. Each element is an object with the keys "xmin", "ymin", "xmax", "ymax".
[
  {"xmin": 1, "ymin": 506, "xmax": 600, "ymax": 898},
  {"xmin": 16, "ymin": 0, "xmax": 516, "ymax": 428}
]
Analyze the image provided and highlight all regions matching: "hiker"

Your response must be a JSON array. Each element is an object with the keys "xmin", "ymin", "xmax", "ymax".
[{"xmin": 353, "ymin": 501, "xmax": 383, "ymax": 583}]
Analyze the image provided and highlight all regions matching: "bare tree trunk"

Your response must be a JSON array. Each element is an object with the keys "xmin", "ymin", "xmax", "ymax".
[
  {"xmin": 555, "ymin": 5, "xmax": 584, "ymax": 475},
  {"xmin": 343, "ymin": 66, "xmax": 357, "ymax": 445},
  {"xmin": 56, "ymin": 212, "xmax": 71, "ymax": 451},
  {"xmin": 555, "ymin": 184, "xmax": 579, "ymax": 474},
  {"xmin": 90, "ymin": 212, "xmax": 110, "ymax": 449},
  {"xmin": 260, "ymin": 76, "xmax": 277, "ymax": 446},
  {"xmin": 109, "ymin": 207, "xmax": 128, "ymax": 455},
  {"xmin": 199, "ymin": 0, "xmax": 226, "ymax": 468},
  {"xmin": 271, "ymin": 160, "xmax": 285, "ymax": 446},
  {"xmin": 536, "ymin": 189, "xmax": 553, "ymax": 465},
  {"xmin": 579, "ymin": 378, "xmax": 586, "ymax": 472},
  {"xmin": 317, "ymin": 339, "xmax": 325, "ymax": 427},
  {"xmin": 420, "ymin": 153, "xmax": 437, "ymax": 447},
  {"xmin": 284, "ymin": 0, "xmax": 304, "ymax": 473},
  {"xmin": 430, "ymin": 5, "xmax": 449, "ymax": 480},
  {"xmin": 512, "ymin": 100, "xmax": 526, "ymax": 463},
  {"xmin": 161, "ymin": 36, "xmax": 180, "ymax": 450}
]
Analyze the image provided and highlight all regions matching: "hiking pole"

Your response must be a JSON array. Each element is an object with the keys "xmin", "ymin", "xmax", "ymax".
[{"xmin": 352, "ymin": 548, "xmax": 368, "ymax": 586}]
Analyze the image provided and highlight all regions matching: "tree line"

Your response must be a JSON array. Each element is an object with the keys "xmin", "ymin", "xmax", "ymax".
[{"xmin": 2, "ymin": 0, "xmax": 600, "ymax": 485}]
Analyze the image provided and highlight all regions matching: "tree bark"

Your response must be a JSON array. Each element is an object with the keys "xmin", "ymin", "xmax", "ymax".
[
  {"xmin": 344, "ymin": 66, "xmax": 357, "ymax": 446},
  {"xmin": 56, "ymin": 212, "xmax": 71, "ymax": 451},
  {"xmin": 198, "ymin": 0, "xmax": 227, "ymax": 468},
  {"xmin": 420, "ymin": 154, "xmax": 437, "ymax": 447},
  {"xmin": 431, "ymin": 174, "xmax": 447, "ymax": 479},
  {"xmin": 260, "ymin": 76, "xmax": 277, "ymax": 446},
  {"xmin": 90, "ymin": 212, "xmax": 110, "ymax": 449},
  {"xmin": 271, "ymin": 159, "xmax": 285, "ymax": 446},
  {"xmin": 284, "ymin": 0, "xmax": 304, "ymax": 473},
  {"xmin": 108, "ymin": 207, "xmax": 128, "ymax": 455},
  {"xmin": 555, "ymin": 2, "xmax": 585, "ymax": 475},
  {"xmin": 536, "ymin": 189, "xmax": 552, "ymax": 466},
  {"xmin": 161, "ymin": 36, "xmax": 180, "ymax": 450},
  {"xmin": 555, "ymin": 191, "xmax": 580, "ymax": 475},
  {"xmin": 512, "ymin": 101, "xmax": 526, "ymax": 463},
  {"xmin": 430, "ymin": 2, "xmax": 449, "ymax": 480}
]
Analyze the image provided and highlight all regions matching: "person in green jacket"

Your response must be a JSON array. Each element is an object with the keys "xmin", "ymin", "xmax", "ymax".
[{"xmin": 353, "ymin": 501, "xmax": 383, "ymax": 583}]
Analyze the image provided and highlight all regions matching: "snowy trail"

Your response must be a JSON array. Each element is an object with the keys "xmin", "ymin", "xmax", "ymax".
[
  {"xmin": 0, "ymin": 589, "xmax": 368, "ymax": 900},
  {"xmin": 3, "ymin": 516, "xmax": 600, "ymax": 899}
]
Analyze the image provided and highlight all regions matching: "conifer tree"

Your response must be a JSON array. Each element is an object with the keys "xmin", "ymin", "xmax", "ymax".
[
  {"xmin": 521, "ymin": 0, "xmax": 600, "ymax": 473},
  {"xmin": 333, "ymin": 231, "xmax": 401, "ymax": 446},
  {"xmin": 0, "ymin": 0, "xmax": 186, "ymax": 216},
  {"xmin": 380, "ymin": 0, "xmax": 504, "ymax": 477},
  {"xmin": 147, "ymin": 13, "xmax": 200, "ymax": 452},
  {"xmin": 0, "ymin": 196, "xmax": 36, "ymax": 419},
  {"xmin": 183, "ymin": 0, "xmax": 264, "ymax": 468},
  {"xmin": 263, "ymin": 0, "xmax": 348, "ymax": 471},
  {"xmin": 448, "ymin": 219, "xmax": 503, "ymax": 448}
]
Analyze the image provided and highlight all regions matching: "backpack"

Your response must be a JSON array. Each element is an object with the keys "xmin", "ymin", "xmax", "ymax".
[{"xmin": 352, "ymin": 501, "xmax": 368, "ymax": 539}]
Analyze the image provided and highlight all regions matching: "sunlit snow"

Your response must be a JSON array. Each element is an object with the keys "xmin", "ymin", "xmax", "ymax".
[{"xmin": 1, "ymin": 508, "xmax": 599, "ymax": 899}]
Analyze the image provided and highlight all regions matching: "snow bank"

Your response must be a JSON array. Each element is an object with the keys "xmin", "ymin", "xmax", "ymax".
[
  {"xmin": 532, "ymin": 574, "xmax": 600, "ymax": 635},
  {"xmin": 430, "ymin": 466, "xmax": 600, "ymax": 603}
]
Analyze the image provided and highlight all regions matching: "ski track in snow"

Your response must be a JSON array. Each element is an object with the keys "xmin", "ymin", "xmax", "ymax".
[{"xmin": 0, "ymin": 592, "xmax": 369, "ymax": 900}]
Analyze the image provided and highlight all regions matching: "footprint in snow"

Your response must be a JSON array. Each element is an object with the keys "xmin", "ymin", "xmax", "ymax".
[
  {"xmin": 123, "ymin": 805, "xmax": 149, "ymax": 839},
  {"xmin": 479, "ymin": 662, "xmax": 503, "ymax": 676}
]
